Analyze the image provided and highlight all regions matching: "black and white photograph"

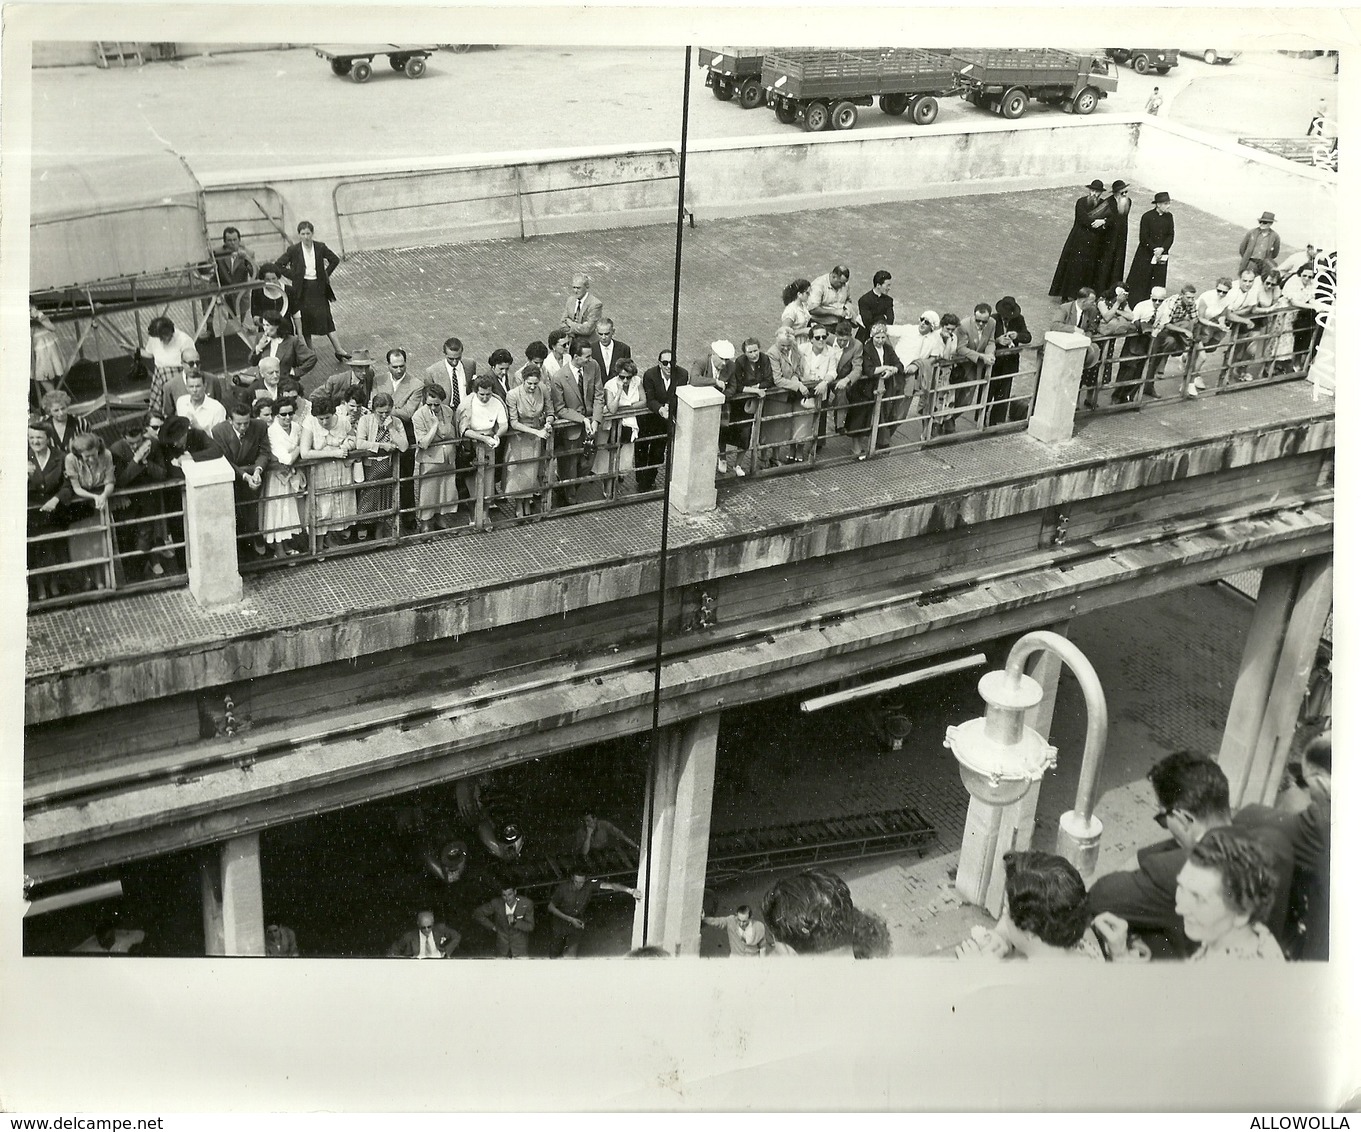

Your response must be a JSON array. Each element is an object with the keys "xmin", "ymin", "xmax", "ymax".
[{"xmin": 2, "ymin": 2, "xmax": 1354, "ymax": 1115}]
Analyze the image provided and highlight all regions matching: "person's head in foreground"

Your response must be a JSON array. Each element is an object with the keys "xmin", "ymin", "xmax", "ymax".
[
  {"xmin": 762, "ymin": 867, "xmax": 890, "ymax": 958},
  {"xmin": 997, "ymin": 851, "xmax": 1093, "ymax": 956},
  {"xmin": 1174, "ymin": 827, "xmax": 1282, "ymax": 960}
]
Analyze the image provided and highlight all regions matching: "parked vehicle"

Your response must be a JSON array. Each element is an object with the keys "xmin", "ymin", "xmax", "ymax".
[
  {"xmin": 761, "ymin": 48, "xmax": 960, "ymax": 131},
  {"xmin": 1107, "ymin": 48, "xmax": 1178, "ymax": 75},
  {"xmin": 951, "ymin": 48, "xmax": 1117, "ymax": 118},
  {"xmin": 699, "ymin": 47, "xmax": 768, "ymax": 110},
  {"xmin": 1181, "ymin": 49, "xmax": 1238, "ymax": 64}
]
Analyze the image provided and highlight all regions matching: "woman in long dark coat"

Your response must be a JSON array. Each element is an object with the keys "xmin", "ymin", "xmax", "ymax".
[
  {"xmin": 1125, "ymin": 192, "xmax": 1176, "ymax": 304},
  {"xmin": 1094, "ymin": 180, "xmax": 1132, "ymax": 293},
  {"xmin": 273, "ymin": 220, "xmax": 351, "ymax": 362},
  {"xmin": 1049, "ymin": 180, "xmax": 1111, "ymax": 301}
]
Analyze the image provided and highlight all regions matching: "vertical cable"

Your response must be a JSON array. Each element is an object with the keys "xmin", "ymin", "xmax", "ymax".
[{"xmin": 641, "ymin": 45, "xmax": 693, "ymax": 947}]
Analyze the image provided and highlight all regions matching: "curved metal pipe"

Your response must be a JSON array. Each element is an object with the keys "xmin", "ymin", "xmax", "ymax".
[{"xmin": 1004, "ymin": 630, "xmax": 1109, "ymax": 822}]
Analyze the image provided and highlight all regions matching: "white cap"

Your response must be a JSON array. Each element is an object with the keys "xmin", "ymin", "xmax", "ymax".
[
  {"xmin": 919, "ymin": 310, "xmax": 940, "ymax": 329},
  {"xmin": 1150, "ymin": 286, "xmax": 1168, "ymax": 299},
  {"xmin": 710, "ymin": 339, "xmax": 736, "ymax": 361}
]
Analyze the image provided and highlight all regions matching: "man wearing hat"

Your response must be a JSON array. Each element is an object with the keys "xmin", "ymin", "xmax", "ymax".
[
  {"xmin": 1050, "ymin": 179, "xmax": 1112, "ymax": 301},
  {"xmin": 1127, "ymin": 192, "xmax": 1176, "ymax": 305},
  {"xmin": 1094, "ymin": 179, "xmax": 1132, "ymax": 293},
  {"xmin": 315, "ymin": 349, "xmax": 378, "ymax": 404},
  {"xmin": 693, "ymin": 340, "xmax": 741, "ymax": 476},
  {"xmin": 1239, "ymin": 212, "xmax": 1281, "ymax": 276}
]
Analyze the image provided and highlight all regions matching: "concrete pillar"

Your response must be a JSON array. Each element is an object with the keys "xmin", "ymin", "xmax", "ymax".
[
  {"xmin": 180, "ymin": 457, "xmax": 243, "ymax": 609},
  {"xmin": 978, "ymin": 625, "xmax": 1070, "ymax": 915},
  {"xmin": 1308, "ymin": 319, "xmax": 1334, "ymax": 397},
  {"xmin": 668, "ymin": 385, "xmax": 725, "ymax": 515},
  {"xmin": 1220, "ymin": 558, "xmax": 1333, "ymax": 808},
  {"xmin": 200, "ymin": 832, "xmax": 266, "ymax": 956},
  {"xmin": 632, "ymin": 713, "xmax": 720, "ymax": 955},
  {"xmin": 1028, "ymin": 331, "xmax": 1090, "ymax": 445}
]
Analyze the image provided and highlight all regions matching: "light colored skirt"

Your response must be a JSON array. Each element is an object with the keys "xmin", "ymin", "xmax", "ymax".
[
  {"xmin": 311, "ymin": 457, "xmax": 357, "ymax": 530},
  {"xmin": 261, "ymin": 467, "xmax": 306, "ymax": 543},
  {"xmin": 417, "ymin": 458, "xmax": 459, "ymax": 519},
  {"xmin": 504, "ymin": 432, "xmax": 548, "ymax": 497}
]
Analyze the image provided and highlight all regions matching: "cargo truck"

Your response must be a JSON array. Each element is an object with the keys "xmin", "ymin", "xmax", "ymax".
[
  {"xmin": 761, "ymin": 48, "xmax": 960, "ymax": 131},
  {"xmin": 951, "ymin": 48, "xmax": 1117, "ymax": 118},
  {"xmin": 699, "ymin": 47, "xmax": 768, "ymax": 110}
]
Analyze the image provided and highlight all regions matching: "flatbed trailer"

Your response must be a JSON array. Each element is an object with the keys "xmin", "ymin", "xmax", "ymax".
[
  {"xmin": 313, "ymin": 43, "xmax": 439, "ymax": 83},
  {"xmin": 761, "ymin": 48, "xmax": 960, "ymax": 131},
  {"xmin": 698, "ymin": 46, "xmax": 768, "ymax": 109},
  {"xmin": 951, "ymin": 48, "xmax": 1116, "ymax": 119},
  {"xmin": 1106, "ymin": 47, "xmax": 1178, "ymax": 74}
]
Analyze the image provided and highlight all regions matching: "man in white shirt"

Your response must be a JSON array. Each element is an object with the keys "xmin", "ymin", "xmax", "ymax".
[
  {"xmin": 807, "ymin": 265, "xmax": 859, "ymax": 332},
  {"xmin": 1277, "ymin": 243, "xmax": 1321, "ymax": 281},
  {"xmin": 175, "ymin": 372, "xmax": 227, "ymax": 432},
  {"xmin": 1116, "ymin": 286, "xmax": 1168, "ymax": 402},
  {"xmin": 590, "ymin": 319, "xmax": 632, "ymax": 382}
]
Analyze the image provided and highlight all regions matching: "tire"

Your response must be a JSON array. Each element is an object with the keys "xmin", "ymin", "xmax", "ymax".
[
  {"xmin": 774, "ymin": 101, "xmax": 797, "ymax": 125},
  {"xmin": 1000, "ymin": 87, "xmax": 1028, "ymax": 119},
  {"xmin": 330, "ymin": 59, "xmax": 352, "ymax": 76},
  {"xmin": 804, "ymin": 100, "xmax": 831, "ymax": 132},
  {"xmin": 1132, "ymin": 53, "xmax": 1150, "ymax": 75},
  {"xmin": 1073, "ymin": 86, "xmax": 1099, "ymax": 115},
  {"xmin": 404, "ymin": 55, "xmax": 427, "ymax": 79},
  {"xmin": 351, "ymin": 60, "xmax": 372, "ymax": 84},
  {"xmin": 911, "ymin": 95, "xmax": 939, "ymax": 125},
  {"xmin": 451, "ymin": 44, "xmax": 472, "ymax": 54},
  {"xmin": 880, "ymin": 92, "xmax": 910, "ymax": 116},
  {"xmin": 389, "ymin": 55, "xmax": 407, "ymax": 71},
  {"xmin": 1155, "ymin": 65, "xmax": 1170, "ymax": 74},
  {"xmin": 737, "ymin": 78, "xmax": 763, "ymax": 109},
  {"xmin": 831, "ymin": 100, "xmax": 859, "ymax": 130},
  {"xmin": 1203, "ymin": 50, "xmax": 1218, "ymax": 65},
  {"xmin": 711, "ymin": 77, "xmax": 734, "ymax": 101}
]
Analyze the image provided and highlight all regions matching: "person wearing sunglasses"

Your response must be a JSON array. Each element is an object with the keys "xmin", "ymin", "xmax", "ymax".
[{"xmin": 1087, "ymin": 750, "xmax": 1295, "ymax": 960}]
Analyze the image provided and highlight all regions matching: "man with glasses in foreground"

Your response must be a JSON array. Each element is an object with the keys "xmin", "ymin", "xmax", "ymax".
[
  {"xmin": 1087, "ymin": 750, "xmax": 1295, "ymax": 959},
  {"xmin": 638, "ymin": 349, "xmax": 689, "ymax": 493}
]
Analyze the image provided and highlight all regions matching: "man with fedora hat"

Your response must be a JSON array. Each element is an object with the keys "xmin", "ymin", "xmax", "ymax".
[
  {"xmin": 315, "ymin": 349, "xmax": 378, "ymax": 404},
  {"xmin": 1050, "ymin": 179, "xmax": 1112, "ymax": 301},
  {"xmin": 1127, "ymin": 191, "xmax": 1176, "ymax": 304},
  {"xmin": 1239, "ymin": 212, "xmax": 1281, "ymax": 275}
]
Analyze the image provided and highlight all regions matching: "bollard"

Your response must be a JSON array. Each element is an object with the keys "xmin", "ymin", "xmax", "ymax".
[
  {"xmin": 668, "ymin": 384, "xmax": 726, "ymax": 515},
  {"xmin": 179, "ymin": 456, "xmax": 243, "ymax": 609},
  {"xmin": 1028, "ymin": 330, "xmax": 1091, "ymax": 445}
]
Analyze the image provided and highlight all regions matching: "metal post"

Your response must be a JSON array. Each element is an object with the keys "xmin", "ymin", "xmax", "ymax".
[{"xmin": 747, "ymin": 395, "xmax": 763, "ymax": 477}]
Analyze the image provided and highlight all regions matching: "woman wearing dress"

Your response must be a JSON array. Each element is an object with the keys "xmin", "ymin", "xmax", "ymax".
[
  {"xmin": 261, "ymin": 396, "xmax": 306, "ymax": 557},
  {"xmin": 354, "ymin": 391, "xmax": 408, "ymax": 538},
  {"xmin": 724, "ymin": 337, "xmax": 776, "ymax": 473},
  {"xmin": 30, "ymin": 305, "xmax": 63, "ymax": 408},
  {"xmin": 27, "ymin": 419, "xmax": 71, "ymax": 601},
  {"xmin": 593, "ymin": 358, "xmax": 646, "ymax": 498},
  {"xmin": 457, "ymin": 377, "xmax": 509, "ymax": 532},
  {"xmin": 63, "ymin": 431, "xmax": 115, "ymax": 591},
  {"xmin": 1250, "ymin": 269, "xmax": 1293, "ymax": 379},
  {"xmin": 764, "ymin": 327, "xmax": 806, "ymax": 466},
  {"xmin": 504, "ymin": 364, "xmax": 554, "ymax": 517},
  {"xmin": 513, "ymin": 341, "xmax": 550, "ymax": 390},
  {"xmin": 300, "ymin": 392, "xmax": 357, "ymax": 547},
  {"xmin": 39, "ymin": 389, "xmax": 90, "ymax": 454},
  {"xmin": 780, "ymin": 279, "xmax": 813, "ymax": 343},
  {"xmin": 412, "ymin": 383, "xmax": 460, "ymax": 533},
  {"xmin": 272, "ymin": 220, "xmax": 351, "ymax": 362}
]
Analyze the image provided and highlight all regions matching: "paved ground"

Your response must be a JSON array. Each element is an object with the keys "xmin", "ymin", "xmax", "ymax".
[{"xmin": 30, "ymin": 47, "xmax": 1338, "ymax": 176}]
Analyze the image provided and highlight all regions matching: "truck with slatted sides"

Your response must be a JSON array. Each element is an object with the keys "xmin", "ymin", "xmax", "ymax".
[
  {"xmin": 761, "ymin": 48, "xmax": 960, "ymax": 132},
  {"xmin": 1106, "ymin": 47, "xmax": 1178, "ymax": 75},
  {"xmin": 950, "ymin": 48, "xmax": 1117, "ymax": 119},
  {"xmin": 698, "ymin": 47, "xmax": 768, "ymax": 110}
]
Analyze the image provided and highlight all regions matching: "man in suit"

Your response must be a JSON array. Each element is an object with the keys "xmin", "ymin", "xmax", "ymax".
[
  {"xmin": 211, "ymin": 397, "xmax": 271, "ymax": 556},
  {"xmin": 560, "ymin": 272, "xmax": 604, "ymax": 342},
  {"xmin": 473, "ymin": 884, "xmax": 535, "ymax": 958},
  {"xmin": 637, "ymin": 349, "xmax": 688, "ymax": 492},
  {"xmin": 1087, "ymin": 750, "xmax": 1295, "ymax": 959},
  {"xmin": 372, "ymin": 348, "xmax": 428, "ymax": 525},
  {"xmin": 949, "ymin": 303, "xmax": 998, "ymax": 430},
  {"xmin": 213, "ymin": 226, "xmax": 256, "ymax": 326},
  {"xmin": 1238, "ymin": 211, "xmax": 1281, "ymax": 275},
  {"xmin": 388, "ymin": 910, "xmax": 460, "ymax": 958},
  {"xmin": 548, "ymin": 337, "xmax": 605, "ymax": 505},
  {"xmin": 590, "ymin": 319, "xmax": 631, "ymax": 383},
  {"xmin": 827, "ymin": 320, "xmax": 863, "ymax": 447},
  {"xmin": 1051, "ymin": 287, "xmax": 1102, "ymax": 403},
  {"xmin": 692, "ymin": 340, "xmax": 740, "ymax": 475},
  {"xmin": 251, "ymin": 312, "xmax": 318, "ymax": 383},
  {"xmin": 424, "ymin": 336, "xmax": 479, "ymax": 411}
]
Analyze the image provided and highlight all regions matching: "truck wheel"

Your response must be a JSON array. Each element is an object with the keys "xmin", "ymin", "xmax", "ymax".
[
  {"xmin": 775, "ymin": 101, "xmax": 797, "ymax": 124},
  {"xmin": 911, "ymin": 95, "xmax": 939, "ymax": 125},
  {"xmin": 1073, "ymin": 86, "xmax": 1099, "ymax": 115},
  {"xmin": 711, "ymin": 77, "xmax": 733, "ymax": 100},
  {"xmin": 831, "ymin": 100, "xmax": 859, "ymax": 130},
  {"xmin": 1202, "ymin": 50, "xmax": 1218, "ymax": 65},
  {"xmin": 404, "ymin": 55, "xmax": 427, "ymax": 79},
  {"xmin": 879, "ymin": 92, "xmax": 909, "ymax": 116},
  {"xmin": 1132, "ymin": 53, "xmax": 1150, "ymax": 74},
  {"xmin": 351, "ymin": 60, "xmax": 372, "ymax": 83},
  {"xmin": 804, "ymin": 101, "xmax": 831, "ymax": 132},
  {"xmin": 1155, "ymin": 65, "xmax": 1170, "ymax": 74},
  {"xmin": 738, "ymin": 79, "xmax": 764, "ymax": 109},
  {"xmin": 390, "ymin": 55, "xmax": 407, "ymax": 71},
  {"xmin": 1000, "ymin": 88, "xmax": 1029, "ymax": 119},
  {"xmin": 330, "ymin": 59, "xmax": 352, "ymax": 76}
]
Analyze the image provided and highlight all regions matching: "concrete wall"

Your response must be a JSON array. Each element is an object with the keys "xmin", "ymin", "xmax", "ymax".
[
  {"xmin": 1134, "ymin": 118, "xmax": 1337, "ymax": 251},
  {"xmin": 32, "ymin": 42, "xmax": 292, "ymax": 68}
]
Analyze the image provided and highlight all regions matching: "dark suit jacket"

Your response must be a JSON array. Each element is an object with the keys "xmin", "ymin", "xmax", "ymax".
[
  {"xmin": 251, "ymin": 335, "xmax": 318, "ymax": 381},
  {"xmin": 474, "ymin": 896, "xmax": 535, "ymax": 956},
  {"xmin": 860, "ymin": 340, "xmax": 904, "ymax": 381},
  {"xmin": 691, "ymin": 354, "xmax": 735, "ymax": 390},
  {"xmin": 27, "ymin": 449, "xmax": 72, "ymax": 510},
  {"xmin": 210, "ymin": 420, "xmax": 271, "ymax": 483},
  {"xmin": 1088, "ymin": 813, "xmax": 1296, "ymax": 959},
  {"xmin": 549, "ymin": 361, "xmax": 605, "ymax": 436},
  {"xmin": 273, "ymin": 240, "xmax": 341, "ymax": 303},
  {"xmin": 835, "ymin": 338, "xmax": 864, "ymax": 383},
  {"xmin": 590, "ymin": 339, "xmax": 632, "ymax": 383},
  {"xmin": 388, "ymin": 923, "xmax": 461, "ymax": 958},
  {"xmin": 641, "ymin": 364, "xmax": 689, "ymax": 436}
]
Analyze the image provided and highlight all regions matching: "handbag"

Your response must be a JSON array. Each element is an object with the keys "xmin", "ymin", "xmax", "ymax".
[{"xmin": 352, "ymin": 460, "xmax": 365, "ymax": 484}]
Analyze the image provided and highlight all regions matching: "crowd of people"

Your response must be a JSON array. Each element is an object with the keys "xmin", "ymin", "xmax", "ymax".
[
  {"xmin": 1049, "ymin": 182, "xmax": 1327, "ymax": 404},
  {"xmin": 955, "ymin": 739, "xmax": 1331, "ymax": 964}
]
